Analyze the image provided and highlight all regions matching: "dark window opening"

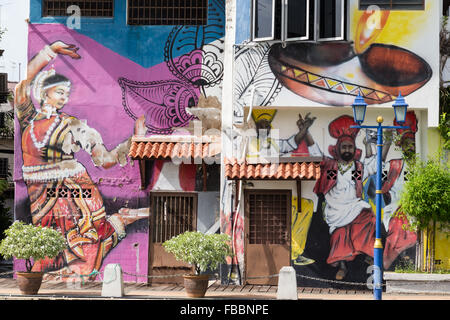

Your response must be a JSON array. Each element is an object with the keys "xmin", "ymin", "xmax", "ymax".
[
  {"xmin": 286, "ymin": 0, "xmax": 309, "ymax": 40},
  {"xmin": 359, "ymin": 0, "xmax": 425, "ymax": 10},
  {"xmin": 195, "ymin": 163, "xmax": 220, "ymax": 192},
  {"xmin": 247, "ymin": 191, "xmax": 289, "ymax": 245},
  {"xmin": 127, "ymin": 0, "xmax": 208, "ymax": 26},
  {"xmin": 0, "ymin": 158, "xmax": 8, "ymax": 180},
  {"xmin": 0, "ymin": 73, "xmax": 8, "ymax": 104},
  {"xmin": 150, "ymin": 192, "xmax": 197, "ymax": 243},
  {"xmin": 42, "ymin": 0, "xmax": 114, "ymax": 17},
  {"xmin": 319, "ymin": 0, "xmax": 345, "ymax": 40}
]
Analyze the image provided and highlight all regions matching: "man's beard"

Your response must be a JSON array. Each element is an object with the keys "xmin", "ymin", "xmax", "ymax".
[{"xmin": 341, "ymin": 152, "xmax": 353, "ymax": 162}]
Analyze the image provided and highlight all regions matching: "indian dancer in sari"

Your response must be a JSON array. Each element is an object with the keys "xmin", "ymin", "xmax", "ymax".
[{"xmin": 14, "ymin": 41, "xmax": 146, "ymax": 279}]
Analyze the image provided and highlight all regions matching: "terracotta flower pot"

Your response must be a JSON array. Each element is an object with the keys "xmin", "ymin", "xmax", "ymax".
[
  {"xmin": 16, "ymin": 272, "xmax": 44, "ymax": 295},
  {"xmin": 183, "ymin": 274, "xmax": 210, "ymax": 298}
]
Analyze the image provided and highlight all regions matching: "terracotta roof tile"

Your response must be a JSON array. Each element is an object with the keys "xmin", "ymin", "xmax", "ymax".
[
  {"xmin": 224, "ymin": 157, "xmax": 321, "ymax": 180},
  {"xmin": 129, "ymin": 141, "xmax": 221, "ymax": 160}
]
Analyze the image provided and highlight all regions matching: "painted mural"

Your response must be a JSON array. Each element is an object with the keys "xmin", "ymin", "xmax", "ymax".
[
  {"xmin": 224, "ymin": 1, "xmax": 438, "ymax": 286},
  {"xmin": 233, "ymin": 2, "xmax": 436, "ymax": 114},
  {"xmin": 14, "ymin": 0, "xmax": 225, "ymax": 282},
  {"xmin": 304, "ymin": 114, "xmax": 416, "ymax": 280},
  {"xmin": 120, "ymin": 0, "xmax": 225, "ymax": 134},
  {"xmin": 14, "ymin": 39, "xmax": 149, "ymax": 279},
  {"xmin": 236, "ymin": 110, "xmax": 418, "ymax": 285},
  {"xmin": 245, "ymin": 109, "xmax": 316, "ymax": 162}
]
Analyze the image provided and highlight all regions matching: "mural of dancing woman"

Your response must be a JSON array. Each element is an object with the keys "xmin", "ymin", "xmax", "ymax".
[{"xmin": 14, "ymin": 41, "xmax": 147, "ymax": 279}]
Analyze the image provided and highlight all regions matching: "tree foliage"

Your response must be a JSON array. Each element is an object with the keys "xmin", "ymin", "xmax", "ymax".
[
  {"xmin": 399, "ymin": 154, "xmax": 450, "ymax": 231},
  {"xmin": 439, "ymin": 17, "xmax": 450, "ymax": 150}
]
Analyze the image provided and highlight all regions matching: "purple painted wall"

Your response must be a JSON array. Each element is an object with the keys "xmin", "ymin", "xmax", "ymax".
[{"xmin": 14, "ymin": 13, "xmax": 224, "ymax": 282}]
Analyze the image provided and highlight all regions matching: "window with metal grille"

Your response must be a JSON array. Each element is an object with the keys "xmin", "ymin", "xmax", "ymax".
[
  {"xmin": 127, "ymin": 0, "xmax": 208, "ymax": 26},
  {"xmin": 359, "ymin": 0, "xmax": 424, "ymax": 10},
  {"xmin": 247, "ymin": 191, "xmax": 290, "ymax": 245},
  {"xmin": 42, "ymin": 0, "xmax": 114, "ymax": 17},
  {"xmin": 150, "ymin": 192, "xmax": 197, "ymax": 243},
  {"xmin": 46, "ymin": 187, "xmax": 92, "ymax": 199},
  {"xmin": 0, "ymin": 158, "xmax": 8, "ymax": 180}
]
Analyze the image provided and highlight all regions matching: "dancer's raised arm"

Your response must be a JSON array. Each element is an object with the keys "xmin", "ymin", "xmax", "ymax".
[{"xmin": 14, "ymin": 41, "xmax": 80, "ymax": 106}]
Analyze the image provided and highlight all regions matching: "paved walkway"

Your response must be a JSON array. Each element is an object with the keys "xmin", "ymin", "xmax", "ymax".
[{"xmin": 0, "ymin": 277, "xmax": 449, "ymax": 300}]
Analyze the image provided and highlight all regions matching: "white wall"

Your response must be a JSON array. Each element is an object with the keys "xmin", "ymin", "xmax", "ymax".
[{"xmin": 0, "ymin": 0, "xmax": 29, "ymax": 83}]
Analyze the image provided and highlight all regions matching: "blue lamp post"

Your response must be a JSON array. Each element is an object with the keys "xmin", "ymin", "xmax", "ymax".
[{"xmin": 351, "ymin": 92, "xmax": 409, "ymax": 301}]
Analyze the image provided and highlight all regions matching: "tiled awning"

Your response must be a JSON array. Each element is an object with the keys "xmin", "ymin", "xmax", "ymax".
[
  {"xmin": 129, "ymin": 135, "xmax": 221, "ymax": 190},
  {"xmin": 224, "ymin": 157, "xmax": 321, "ymax": 180},
  {"xmin": 128, "ymin": 135, "xmax": 221, "ymax": 160}
]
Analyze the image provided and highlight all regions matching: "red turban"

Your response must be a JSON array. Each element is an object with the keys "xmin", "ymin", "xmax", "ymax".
[
  {"xmin": 328, "ymin": 115, "xmax": 362, "ymax": 161},
  {"xmin": 394, "ymin": 111, "xmax": 417, "ymax": 145}
]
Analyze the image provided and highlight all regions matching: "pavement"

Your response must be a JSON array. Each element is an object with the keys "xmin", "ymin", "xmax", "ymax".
[
  {"xmin": 0, "ymin": 276, "xmax": 449, "ymax": 301},
  {"xmin": 1, "ymin": 261, "xmax": 449, "ymax": 301}
]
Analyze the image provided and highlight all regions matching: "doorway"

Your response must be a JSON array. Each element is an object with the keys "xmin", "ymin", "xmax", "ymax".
[
  {"xmin": 148, "ymin": 192, "xmax": 197, "ymax": 284},
  {"xmin": 244, "ymin": 189, "xmax": 291, "ymax": 285}
]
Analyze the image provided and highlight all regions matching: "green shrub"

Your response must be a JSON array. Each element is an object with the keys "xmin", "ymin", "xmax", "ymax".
[
  {"xmin": 163, "ymin": 231, "xmax": 233, "ymax": 275},
  {"xmin": 399, "ymin": 154, "xmax": 450, "ymax": 231},
  {"xmin": 0, "ymin": 221, "xmax": 66, "ymax": 272}
]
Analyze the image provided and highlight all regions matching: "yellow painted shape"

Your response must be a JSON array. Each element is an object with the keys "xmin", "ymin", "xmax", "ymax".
[
  {"xmin": 326, "ymin": 78, "xmax": 340, "ymax": 88},
  {"xmin": 294, "ymin": 69, "xmax": 304, "ymax": 78},
  {"xmin": 291, "ymin": 197, "xmax": 314, "ymax": 260},
  {"xmin": 343, "ymin": 83, "xmax": 358, "ymax": 93},
  {"xmin": 422, "ymin": 225, "xmax": 450, "ymax": 271},
  {"xmin": 307, "ymin": 73, "xmax": 321, "ymax": 83},
  {"xmin": 251, "ymin": 108, "xmax": 277, "ymax": 123},
  {"xmin": 350, "ymin": 1, "xmax": 433, "ymax": 49}
]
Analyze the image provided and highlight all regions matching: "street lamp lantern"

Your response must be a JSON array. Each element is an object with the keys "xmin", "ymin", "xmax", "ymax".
[
  {"xmin": 352, "ymin": 93, "xmax": 367, "ymax": 124},
  {"xmin": 392, "ymin": 92, "xmax": 408, "ymax": 124}
]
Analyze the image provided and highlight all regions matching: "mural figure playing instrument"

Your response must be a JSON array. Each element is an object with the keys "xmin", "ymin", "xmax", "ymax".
[
  {"xmin": 14, "ymin": 41, "xmax": 148, "ymax": 279},
  {"xmin": 302, "ymin": 115, "xmax": 378, "ymax": 280},
  {"xmin": 298, "ymin": 113, "xmax": 418, "ymax": 279},
  {"xmin": 363, "ymin": 111, "xmax": 418, "ymax": 269}
]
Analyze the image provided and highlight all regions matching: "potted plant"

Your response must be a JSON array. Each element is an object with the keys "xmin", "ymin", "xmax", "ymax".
[
  {"xmin": 0, "ymin": 221, "xmax": 66, "ymax": 295},
  {"xmin": 163, "ymin": 231, "xmax": 233, "ymax": 298}
]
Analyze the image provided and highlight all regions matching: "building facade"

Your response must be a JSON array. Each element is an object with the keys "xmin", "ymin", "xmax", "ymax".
[
  {"xmin": 219, "ymin": 0, "xmax": 444, "ymax": 286},
  {"xmin": 14, "ymin": 0, "xmax": 224, "ymax": 282},
  {"xmin": 0, "ymin": 0, "xmax": 28, "ymax": 227},
  {"xmin": 12, "ymin": 0, "xmax": 446, "ymax": 287}
]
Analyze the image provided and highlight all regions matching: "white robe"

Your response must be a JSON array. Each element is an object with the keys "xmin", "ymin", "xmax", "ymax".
[{"xmin": 309, "ymin": 143, "xmax": 377, "ymax": 234}]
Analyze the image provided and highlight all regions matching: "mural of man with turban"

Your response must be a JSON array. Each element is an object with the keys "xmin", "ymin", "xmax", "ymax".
[
  {"xmin": 298, "ymin": 113, "xmax": 420, "ymax": 280},
  {"xmin": 304, "ymin": 115, "xmax": 378, "ymax": 280}
]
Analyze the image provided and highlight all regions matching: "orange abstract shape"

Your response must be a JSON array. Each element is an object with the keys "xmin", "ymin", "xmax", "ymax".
[{"xmin": 355, "ymin": 9, "xmax": 390, "ymax": 54}]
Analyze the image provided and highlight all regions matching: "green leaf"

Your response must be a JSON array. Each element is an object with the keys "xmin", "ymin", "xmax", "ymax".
[{"xmin": 163, "ymin": 231, "xmax": 233, "ymax": 275}]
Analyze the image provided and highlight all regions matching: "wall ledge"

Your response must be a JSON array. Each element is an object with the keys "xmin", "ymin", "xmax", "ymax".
[{"xmin": 384, "ymin": 272, "xmax": 450, "ymax": 295}]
